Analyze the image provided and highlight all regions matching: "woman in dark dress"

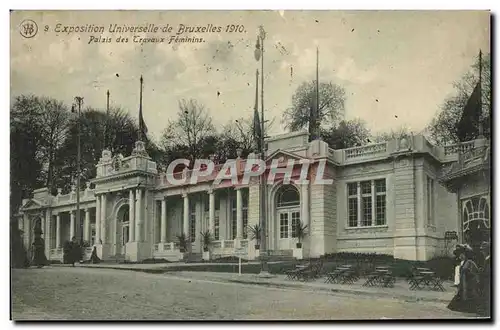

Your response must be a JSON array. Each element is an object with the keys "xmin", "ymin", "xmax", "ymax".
[
  {"xmin": 447, "ymin": 244, "xmax": 480, "ymax": 314},
  {"xmin": 31, "ymin": 236, "xmax": 48, "ymax": 267}
]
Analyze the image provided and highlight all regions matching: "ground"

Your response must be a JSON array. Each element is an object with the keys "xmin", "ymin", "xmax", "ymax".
[{"xmin": 11, "ymin": 267, "xmax": 472, "ymax": 320}]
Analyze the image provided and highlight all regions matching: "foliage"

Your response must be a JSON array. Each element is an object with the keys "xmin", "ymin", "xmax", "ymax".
[
  {"xmin": 10, "ymin": 221, "xmax": 29, "ymax": 268},
  {"xmin": 248, "ymin": 224, "xmax": 262, "ymax": 243},
  {"xmin": 320, "ymin": 119, "xmax": 371, "ymax": 149},
  {"xmin": 294, "ymin": 221, "xmax": 308, "ymax": 243},
  {"xmin": 176, "ymin": 233, "xmax": 189, "ymax": 252},
  {"xmin": 283, "ymin": 81, "xmax": 346, "ymax": 140},
  {"xmin": 200, "ymin": 230, "xmax": 213, "ymax": 251},
  {"xmin": 372, "ymin": 125, "xmax": 412, "ymax": 143},
  {"xmin": 428, "ymin": 52, "xmax": 491, "ymax": 145},
  {"xmin": 160, "ymin": 99, "xmax": 215, "ymax": 164}
]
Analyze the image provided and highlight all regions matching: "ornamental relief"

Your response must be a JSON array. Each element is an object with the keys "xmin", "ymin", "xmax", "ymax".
[{"xmin": 343, "ymin": 226, "xmax": 389, "ymax": 235}]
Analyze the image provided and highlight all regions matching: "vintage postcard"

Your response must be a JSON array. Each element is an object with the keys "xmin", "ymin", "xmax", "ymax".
[{"xmin": 10, "ymin": 10, "xmax": 491, "ymax": 321}]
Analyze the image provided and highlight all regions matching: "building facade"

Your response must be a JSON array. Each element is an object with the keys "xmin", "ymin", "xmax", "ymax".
[{"xmin": 15, "ymin": 131, "xmax": 490, "ymax": 262}]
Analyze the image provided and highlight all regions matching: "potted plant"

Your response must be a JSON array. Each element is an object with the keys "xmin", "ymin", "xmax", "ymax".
[
  {"xmin": 295, "ymin": 222, "xmax": 308, "ymax": 248},
  {"xmin": 176, "ymin": 233, "xmax": 189, "ymax": 253},
  {"xmin": 248, "ymin": 224, "xmax": 262, "ymax": 250},
  {"xmin": 200, "ymin": 230, "xmax": 213, "ymax": 261}
]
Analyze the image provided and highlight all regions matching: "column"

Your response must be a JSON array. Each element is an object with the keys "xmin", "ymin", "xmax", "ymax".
[
  {"xmin": 56, "ymin": 213, "xmax": 61, "ymax": 248},
  {"xmin": 129, "ymin": 189, "xmax": 135, "ymax": 243},
  {"xmin": 135, "ymin": 189, "xmax": 142, "ymax": 242},
  {"xmin": 208, "ymin": 190, "xmax": 215, "ymax": 235},
  {"xmin": 301, "ymin": 183, "xmax": 310, "ymax": 228},
  {"xmin": 45, "ymin": 210, "xmax": 52, "ymax": 252},
  {"xmin": 101, "ymin": 194, "xmax": 107, "ymax": 243},
  {"xmin": 236, "ymin": 188, "xmax": 243, "ymax": 239},
  {"xmin": 70, "ymin": 211, "xmax": 75, "ymax": 239},
  {"xmin": 84, "ymin": 209, "xmax": 90, "ymax": 241},
  {"xmin": 183, "ymin": 193, "xmax": 189, "ymax": 236},
  {"xmin": 95, "ymin": 195, "xmax": 101, "ymax": 243},
  {"xmin": 160, "ymin": 198, "xmax": 167, "ymax": 243}
]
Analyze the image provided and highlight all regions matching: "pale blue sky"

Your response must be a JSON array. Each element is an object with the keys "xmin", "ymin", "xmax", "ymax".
[{"xmin": 11, "ymin": 10, "xmax": 490, "ymax": 143}]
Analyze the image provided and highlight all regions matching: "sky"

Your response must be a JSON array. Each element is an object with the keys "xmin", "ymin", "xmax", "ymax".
[{"xmin": 10, "ymin": 10, "xmax": 490, "ymax": 144}]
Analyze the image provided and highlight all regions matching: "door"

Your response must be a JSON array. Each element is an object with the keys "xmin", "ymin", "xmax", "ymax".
[
  {"xmin": 277, "ymin": 209, "xmax": 300, "ymax": 250},
  {"xmin": 121, "ymin": 224, "xmax": 129, "ymax": 255}
]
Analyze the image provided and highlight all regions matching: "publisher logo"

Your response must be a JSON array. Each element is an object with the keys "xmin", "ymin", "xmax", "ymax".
[{"xmin": 19, "ymin": 19, "xmax": 38, "ymax": 38}]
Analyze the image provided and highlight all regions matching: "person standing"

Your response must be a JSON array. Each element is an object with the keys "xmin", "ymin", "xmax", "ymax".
[
  {"xmin": 447, "ymin": 245, "xmax": 480, "ymax": 314},
  {"xmin": 478, "ymin": 241, "xmax": 491, "ymax": 317},
  {"xmin": 70, "ymin": 236, "xmax": 80, "ymax": 267},
  {"xmin": 453, "ymin": 245, "xmax": 463, "ymax": 286}
]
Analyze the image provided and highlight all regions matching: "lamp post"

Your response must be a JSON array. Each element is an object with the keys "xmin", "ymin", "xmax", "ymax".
[
  {"xmin": 73, "ymin": 96, "xmax": 84, "ymax": 247},
  {"xmin": 254, "ymin": 25, "xmax": 270, "ymax": 275}
]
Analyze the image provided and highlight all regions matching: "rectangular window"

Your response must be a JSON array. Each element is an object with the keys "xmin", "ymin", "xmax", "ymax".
[
  {"xmin": 347, "ymin": 182, "xmax": 358, "ymax": 227},
  {"xmin": 190, "ymin": 203, "xmax": 196, "ymax": 242},
  {"xmin": 243, "ymin": 208, "xmax": 248, "ymax": 239},
  {"xmin": 362, "ymin": 196, "xmax": 372, "ymax": 226},
  {"xmin": 279, "ymin": 213, "xmax": 289, "ymax": 238},
  {"xmin": 347, "ymin": 179, "xmax": 386, "ymax": 227},
  {"xmin": 427, "ymin": 176, "xmax": 434, "ymax": 225},
  {"xmin": 291, "ymin": 211, "xmax": 300, "ymax": 238},
  {"xmin": 214, "ymin": 211, "xmax": 220, "ymax": 240},
  {"xmin": 231, "ymin": 194, "xmax": 237, "ymax": 239},
  {"xmin": 375, "ymin": 179, "xmax": 386, "ymax": 226}
]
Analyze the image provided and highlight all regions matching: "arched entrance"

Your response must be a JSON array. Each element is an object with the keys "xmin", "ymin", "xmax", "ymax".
[
  {"xmin": 275, "ymin": 185, "xmax": 301, "ymax": 251},
  {"xmin": 462, "ymin": 195, "xmax": 490, "ymax": 249},
  {"xmin": 116, "ymin": 205, "xmax": 130, "ymax": 255}
]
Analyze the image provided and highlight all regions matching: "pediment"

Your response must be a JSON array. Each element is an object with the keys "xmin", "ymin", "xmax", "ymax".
[
  {"xmin": 20, "ymin": 199, "xmax": 44, "ymax": 211},
  {"xmin": 265, "ymin": 149, "xmax": 306, "ymax": 165}
]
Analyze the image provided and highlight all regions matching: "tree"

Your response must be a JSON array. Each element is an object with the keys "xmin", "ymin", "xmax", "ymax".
[
  {"xmin": 283, "ymin": 81, "xmax": 346, "ymax": 140},
  {"xmin": 372, "ymin": 125, "xmax": 412, "ymax": 143},
  {"xmin": 54, "ymin": 107, "xmax": 140, "ymax": 193},
  {"xmin": 320, "ymin": 119, "xmax": 371, "ymax": 149},
  {"xmin": 10, "ymin": 95, "xmax": 60, "ymax": 212},
  {"xmin": 160, "ymin": 99, "xmax": 215, "ymax": 165},
  {"xmin": 428, "ymin": 53, "xmax": 491, "ymax": 145}
]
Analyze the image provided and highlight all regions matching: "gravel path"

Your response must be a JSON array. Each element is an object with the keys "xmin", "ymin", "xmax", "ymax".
[{"xmin": 11, "ymin": 267, "xmax": 473, "ymax": 320}]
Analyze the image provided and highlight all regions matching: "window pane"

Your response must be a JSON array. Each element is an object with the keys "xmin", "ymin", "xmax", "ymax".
[
  {"xmin": 362, "ymin": 197, "xmax": 372, "ymax": 226},
  {"xmin": 277, "ymin": 186, "xmax": 300, "ymax": 207},
  {"xmin": 214, "ymin": 212, "xmax": 220, "ymax": 240},
  {"xmin": 280, "ymin": 213, "xmax": 289, "ymax": 238},
  {"xmin": 348, "ymin": 183, "xmax": 357, "ymax": 196},
  {"xmin": 348, "ymin": 197, "xmax": 358, "ymax": 227},
  {"xmin": 291, "ymin": 212, "xmax": 300, "ymax": 238},
  {"xmin": 190, "ymin": 212, "xmax": 196, "ymax": 242},
  {"xmin": 376, "ymin": 195, "xmax": 386, "ymax": 225},
  {"xmin": 232, "ymin": 209, "xmax": 237, "ymax": 239},
  {"xmin": 243, "ymin": 209, "xmax": 248, "ymax": 239},
  {"xmin": 361, "ymin": 181, "xmax": 371, "ymax": 194},
  {"xmin": 375, "ymin": 179, "xmax": 386, "ymax": 193}
]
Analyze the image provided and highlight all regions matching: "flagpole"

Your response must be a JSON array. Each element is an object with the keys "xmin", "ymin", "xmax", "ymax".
[
  {"xmin": 105, "ymin": 90, "xmax": 110, "ymax": 150},
  {"xmin": 139, "ymin": 75, "xmax": 144, "ymax": 141},
  {"xmin": 74, "ymin": 96, "xmax": 84, "ymax": 246},
  {"xmin": 315, "ymin": 47, "xmax": 320, "ymax": 140},
  {"xmin": 254, "ymin": 69, "xmax": 259, "ymax": 149}
]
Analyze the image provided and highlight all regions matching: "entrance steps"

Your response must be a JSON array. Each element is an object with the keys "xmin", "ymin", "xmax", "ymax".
[
  {"xmin": 261, "ymin": 250, "xmax": 295, "ymax": 262},
  {"xmin": 100, "ymin": 254, "xmax": 125, "ymax": 264}
]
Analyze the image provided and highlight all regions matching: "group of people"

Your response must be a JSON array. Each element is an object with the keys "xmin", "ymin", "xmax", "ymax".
[{"xmin": 447, "ymin": 241, "xmax": 490, "ymax": 317}]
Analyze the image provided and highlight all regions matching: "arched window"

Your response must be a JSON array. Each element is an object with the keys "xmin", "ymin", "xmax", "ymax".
[
  {"xmin": 462, "ymin": 196, "xmax": 490, "ymax": 245},
  {"xmin": 276, "ymin": 185, "xmax": 300, "ymax": 208},
  {"xmin": 120, "ymin": 207, "xmax": 129, "ymax": 223}
]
